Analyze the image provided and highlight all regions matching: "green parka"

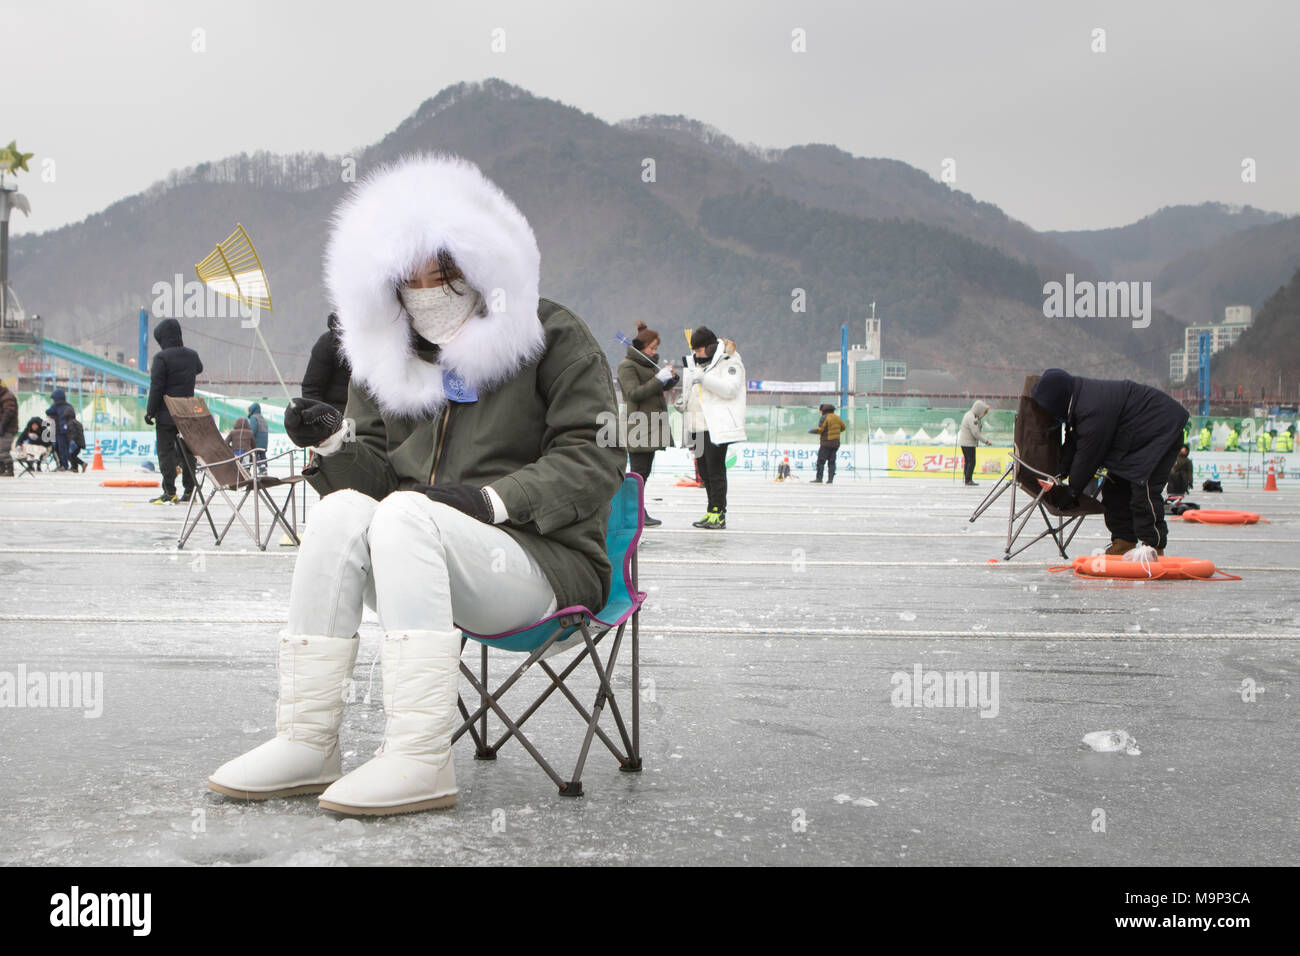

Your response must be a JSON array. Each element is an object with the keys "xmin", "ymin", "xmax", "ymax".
[
  {"xmin": 615, "ymin": 346, "xmax": 675, "ymax": 453},
  {"xmin": 304, "ymin": 300, "xmax": 627, "ymax": 613}
]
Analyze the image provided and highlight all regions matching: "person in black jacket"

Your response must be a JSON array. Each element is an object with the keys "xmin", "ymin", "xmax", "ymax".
[
  {"xmin": 1032, "ymin": 368, "xmax": 1189, "ymax": 556},
  {"xmin": 301, "ymin": 312, "xmax": 351, "ymax": 413},
  {"xmin": 62, "ymin": 406, "xmax": 87, "ymax": 472},
  {"xmin": 45, "ymin": 388, "xmax": 74, "ymax": 470},
  {"xmin": 0, "ymin": 382, "xmax": 17, "ymax": 476},
  {"xmin": 144, "ymin": 318, "xmax": 203, "ymax": 503}
]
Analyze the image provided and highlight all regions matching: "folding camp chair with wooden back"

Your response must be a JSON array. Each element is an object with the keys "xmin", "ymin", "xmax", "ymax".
[
  {"xmin": 968, "ymin": 374, "xmax": 1104, "ymax": 560},
  {"xmin": 163, "ymin": 395, "xmax": 306, "ymax": 551},
  {"xmin": 452, "ymin": 472, "xmax": 646, "ymax": 796}
]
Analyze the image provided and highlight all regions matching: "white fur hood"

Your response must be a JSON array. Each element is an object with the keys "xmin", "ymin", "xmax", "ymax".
[{"xmin": 324, "ymin": 153, "xmax": 544, "ymax": 419}]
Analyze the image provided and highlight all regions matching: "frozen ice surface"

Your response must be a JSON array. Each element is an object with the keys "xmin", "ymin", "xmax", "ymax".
[{"xmin": 2, "ymin": 468, "xmax": 1298, "ymax": 865}]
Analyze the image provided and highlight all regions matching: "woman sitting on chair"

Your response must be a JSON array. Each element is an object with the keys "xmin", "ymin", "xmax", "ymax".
[
  {"xmin": 208, "ymin": 154, "xmax": 626, "ymax": 816},
  {"xmin": 14, "ymin": 417, "xmax": 53, "ymax": 470}
]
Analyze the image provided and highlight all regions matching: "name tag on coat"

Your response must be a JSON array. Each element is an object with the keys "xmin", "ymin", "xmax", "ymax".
[{"xmin": 442, "ymin": 368, "xmax": 478, "ymax": 403}]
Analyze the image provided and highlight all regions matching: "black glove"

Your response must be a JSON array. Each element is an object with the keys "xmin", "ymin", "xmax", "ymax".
[
  {"xmin": 411, "ymin": 483, "xmax": 494, "ymax": 524},
  {"xmin": 284, "ymin": 397, "xmax": 343, "ymax": 448},
  {"xmin": 144, "ymin": 414, "xmax": 155, "ymax": 426},
  {"xmin": 1056, "ymin": 482, "xmax": 1080, "ymax": 508}
]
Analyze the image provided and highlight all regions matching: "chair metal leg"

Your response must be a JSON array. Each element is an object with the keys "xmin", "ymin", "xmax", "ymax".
[
  {"xmin": 177, "ymin": 470, "xmax": 223, "ymax": 549},
  {"xmin": 252, "ymin": 477, "xmax": 261, "ymax": 550},
  {"xmin": 450, "ymin": 605, "xmax": 644, "ymax": 796},
  {"xmin": 475, "ymin": 643, "xmax": 494, "ymax": 760},
  {"xmin": 457, "ymin": 658, "xmax": 569, "ymax": 792},
  {"xmin": 1059, "ymin": 514, "xmax": 1087, "ymax": 554},
  {"xmin": 212, "ymin": 486, "xmax": 257, "ymax": 546},
  {"xmin": 476, "ymin": 628, "xmax": 609, "ymax": 755},
  {"xmin": 1040, "ymin": 503, "xmax": 1070, "ymax": 559},
  {"xmin": 625, "ymin": 607, "xmax": 642, "ymax": 771},
  {"xmin": 969, "ymin": 463, "xmax": 1014, "ymax": 523},
  {"xmin": 565, "ymin": 623, "xmax": 632, "ymax": 795},
  {"xmin": 495, "ymin": 642, "xmax": 595, "ymax": 751},
  {"xmin": 537, "ymin": 654, "xmax": 627, "ymax": 764},
  {"xmin": 626, "ymin": 552, "xmax": 642, "ymax": 772},
  {"xmin": 453, "ymin": 637, "xmax": 557, "ymax": 742},
  {"xmin": 176, "ymin": 483, "xmax": 210, "ymax": 550},
  {"xmin": 254, "ymin": 485, "xmax": 302, "ymax": 549},
  {"xmin": 456, "ymin": 694, "xmax": 488, "ymax": 753},
  {"xmin": 176, "ymin": 478, "xmax": 202, "ymax": 549},
  {"xmin": 1004, "ymin": 472, "xmax": 1018, "ymax": 557}
]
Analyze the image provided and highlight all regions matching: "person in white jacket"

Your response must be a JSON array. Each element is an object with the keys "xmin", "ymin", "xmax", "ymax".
[
  {"xmin": 678, "ymin": 327, "xmax": 746, "ymax": 528},
  {"xmin": 958, "ymin": 399, "xmax": 991, "ymax": 486}
]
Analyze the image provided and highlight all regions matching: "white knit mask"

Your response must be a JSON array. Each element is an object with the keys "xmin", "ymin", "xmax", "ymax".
[{"xmin": 400, "ymin": 281, "xmax": 481, "ymax": 344}]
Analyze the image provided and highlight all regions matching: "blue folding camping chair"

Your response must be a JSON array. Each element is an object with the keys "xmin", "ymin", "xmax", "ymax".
[{"xmin": 453, "ymin": 473, "xmax": 646, "ymax": 796}]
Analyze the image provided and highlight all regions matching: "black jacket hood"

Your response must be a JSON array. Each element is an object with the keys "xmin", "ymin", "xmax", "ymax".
[
  {"xmin": 154, "ymin": 318, "xmax": 183, "ymax": 349},
  {"xmin": 1032, "ymin": 368, "xmax": 1076, "ymax": 423}
]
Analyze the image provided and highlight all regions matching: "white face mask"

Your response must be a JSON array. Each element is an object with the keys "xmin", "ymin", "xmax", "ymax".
[{"xmin": 400, "ymin": 281, "xmax": 481, "ymax": 344}]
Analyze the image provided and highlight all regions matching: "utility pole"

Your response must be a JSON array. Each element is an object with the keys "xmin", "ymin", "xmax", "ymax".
[
  {"xmin": 839, "ymin": 322, "xmax": 849, "ymax": 410},
  {"xmin": 0, "ymin": 142, "xmax": 34, "ymax": 332},
  {"xmin": 1197, "ymin": 333, "xmax": 1211, "ymax": 417}
]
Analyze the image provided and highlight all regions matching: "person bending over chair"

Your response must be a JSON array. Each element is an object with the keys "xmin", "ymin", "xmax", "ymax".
[
  {"xmin": 1031, "ymin": 368, "xmax": 1189, "ymax": 560},
  {"xmin": 207, "ymin": 154, "xmax": 626, "ymax": 817}
]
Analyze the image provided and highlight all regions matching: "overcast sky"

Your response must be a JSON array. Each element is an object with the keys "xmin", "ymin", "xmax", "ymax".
[{"xmin": 3, "ymin": 0, "xmax": 1296, "ymax": 237}]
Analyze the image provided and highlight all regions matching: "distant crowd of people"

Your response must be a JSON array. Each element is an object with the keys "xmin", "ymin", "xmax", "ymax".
[
  {"xmin": 0, "ymin": 383, "xmax": 87, "ymax": 476},
  {"xmin": 0, "ymin": 310, "xmax": 348, "ymax": 490},
  {"xmin": 0, "ymin": 311, "xmax": 1270, "ymax": 565}
]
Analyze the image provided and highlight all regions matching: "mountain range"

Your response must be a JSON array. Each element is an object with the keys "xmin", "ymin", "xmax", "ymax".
[{"xmin": 10, "ymin": 79, "xmax": 1297, "ymax": 395}]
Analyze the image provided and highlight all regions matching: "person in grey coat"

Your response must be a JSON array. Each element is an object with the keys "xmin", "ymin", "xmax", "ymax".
[
  {"xmin": 957, "ymin": 399, "xmax": 991, "ymax": 485},
  {"xmin": 615, "ymin": 321, "xmax": 677, "ymax": 526}
]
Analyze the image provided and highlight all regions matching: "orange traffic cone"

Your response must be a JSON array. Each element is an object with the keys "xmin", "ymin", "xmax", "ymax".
[
  {"xmin": 676, "ymin": 456, "xmax": 704, "ymax": 487},
  {"xmin": 90, "ymin": 441, "xmax": 105, "ymax": 471},
  {"xmin": 1264, "ymin": 459, "xmax": 1278, "ymax": 491}
]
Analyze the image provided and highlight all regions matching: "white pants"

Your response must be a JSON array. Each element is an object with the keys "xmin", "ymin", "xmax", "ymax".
[{"xmin": 288, "ymin": 490, "xmax": 558, "ymax": 637}]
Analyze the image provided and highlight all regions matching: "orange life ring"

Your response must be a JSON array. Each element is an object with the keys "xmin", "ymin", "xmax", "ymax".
[
  {"xmin": 1180, "ymin": 509, "xmax": 1261, "ymax": 525},
  {"xmin": 99, "ymin": 479, "xmax": 161, "ymax": 488},
  {"xmin": 1050, "ymin": 554, "xmax": 1240, "ymax": 580}
]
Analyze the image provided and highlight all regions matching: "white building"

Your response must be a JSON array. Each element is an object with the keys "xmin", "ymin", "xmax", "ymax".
[
  {"xmin": 1170, "ymin": 305, "xmax": 1253, "ymax": 383},
  {"xmin": 823, "ymin": 314, "xmax": 906, "ymax": 396}
]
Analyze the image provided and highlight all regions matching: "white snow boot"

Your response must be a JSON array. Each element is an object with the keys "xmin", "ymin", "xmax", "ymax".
[
  {"xmin": 318, "ymin": 629, "xmax": 461, "ymax": 816},
  {"xmin": 208, "ymin": 633, "xmax": 358, "ymax": 800}
]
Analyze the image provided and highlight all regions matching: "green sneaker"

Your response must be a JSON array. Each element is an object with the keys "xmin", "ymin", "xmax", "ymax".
[{"xmin": 692, "ymin": 507, "xmax": 725, "ymax": 529}]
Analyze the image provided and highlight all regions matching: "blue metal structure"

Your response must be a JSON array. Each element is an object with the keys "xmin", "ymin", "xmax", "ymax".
[
  {"xmin": 839, "ymin": 323, "xmax": 849, "ymax": 410},
  {"xmin": 38, "ymin": 336, "xmax": 257, "ymax": 423},
  {"xmin": 1198, "ymin": 332, "xmax": 1211, "ymax": 417},
  {"xmin": 137, "ymin": 308, "xmax": 148, "ymax": 396}
]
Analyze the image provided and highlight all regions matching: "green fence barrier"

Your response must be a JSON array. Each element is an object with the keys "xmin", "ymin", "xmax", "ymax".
[
  {"xmin": 12, "ymin": 390, "xmax": 280, "ymax": 433},
  {"xmin": 740, "ymin": 405, "xmax": 1014, "ymax": 446}
]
